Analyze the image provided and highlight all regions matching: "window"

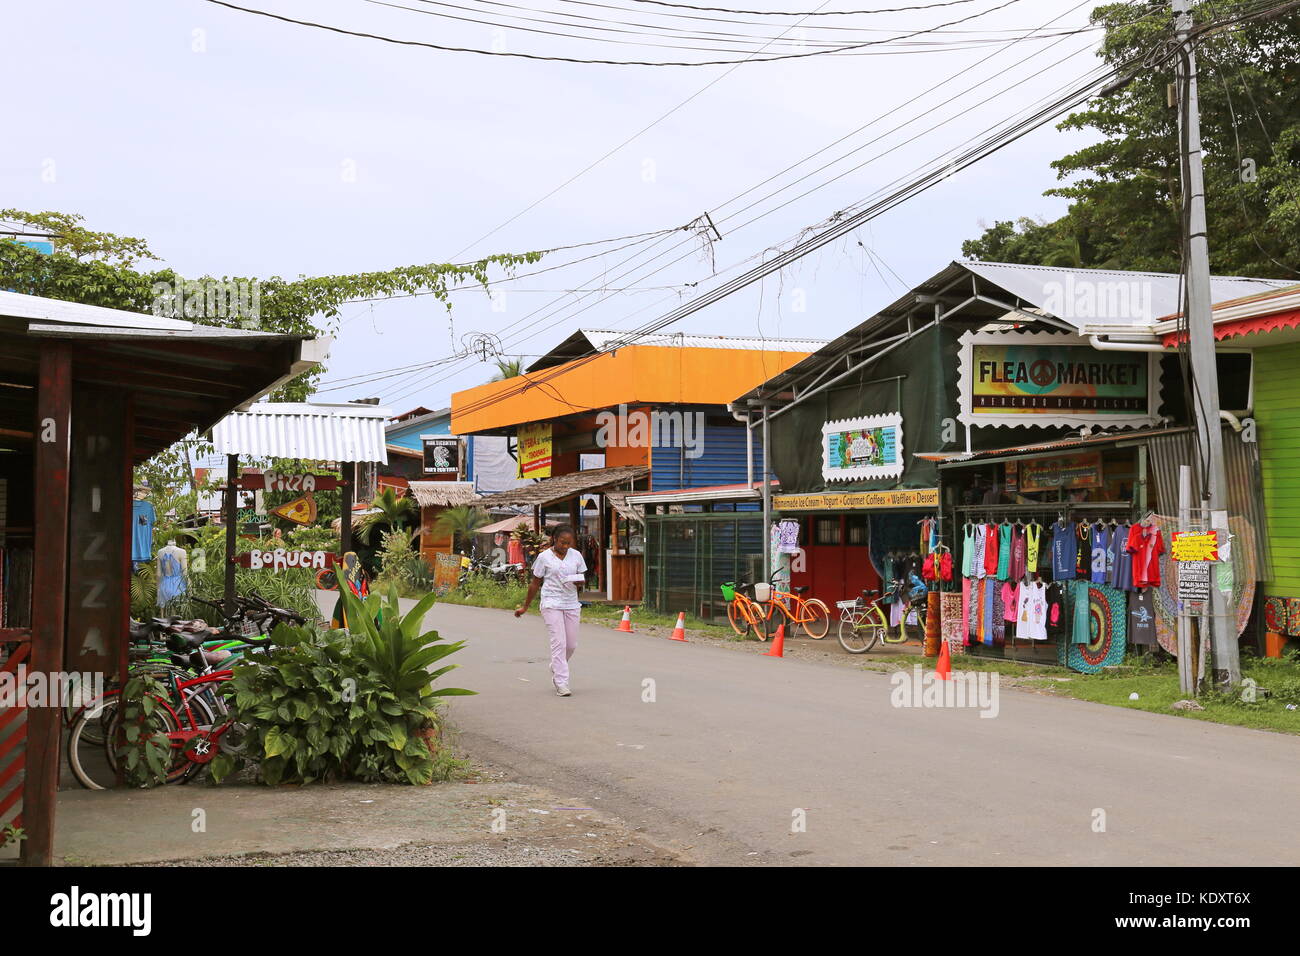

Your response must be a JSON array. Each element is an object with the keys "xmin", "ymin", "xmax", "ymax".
[
  {"xmin": 846, "ymin": 514, "xmax": 868, "ymax": 546},
  {"xmin": 815, "ymin": 516, "xmax": 842, "ymax": 546}
]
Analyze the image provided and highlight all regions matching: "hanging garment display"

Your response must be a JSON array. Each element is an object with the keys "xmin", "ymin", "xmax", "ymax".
[
  {"xmin": 1045, "ymin": 581, "xmax": 1068, "ymax": 643},
  {"xmin": 1128, "ymin": 588, "xmax": 1157, "ymax": 646},
  {"xmin": 1001, "ymin": 580, "xmax": 1019, "ymax": 625},
  {"xmin": 1075, "ymin": 521, "xmax": 1091, "ymax": 579},
  {"xmin": 156, "ymin": 542, "xmax": 188, "ymax": 607},
  {"xmin": 941, "ymin": 591, "xmax": 965, "ymax": 655},
  {"xmin": 996, "ymin": 522, "xmax": 1012, "ymax": 581},
  {"xmin": 1107, "ymin": 523, "xmax": 1132, "ymax": 590},
  {"xmin": 960, "ymin": 577, "xmax": 972, "ymax": 646},
  {"xmin": 1127, "ymin": 522, "xmax": 1166, "ymax": 588},
  {"xmin": 962, "ymin": 524, "xmax": 976, "ymax": 578},
  {"xmin": 1050, "ymin": 520, "xmax": 1076, "ymax": 580},
  {"xmin": 1016, "ymin": 579, "xmax": 1050, "ymax": 641},
  {"xmin": 1024, "ymin": 522, "xmax": 1042, "ymax": 575},
  {"xmin": 1071, "ymin": 580, "xmax": 1092, "ymax": 645},
  {"xmin": 982, "ymin": 523, "xmax": 999, "ymax": 578},
  {"xmin": 973, "ymin": 523, "xmax": 988, "ymax": 580},
  {"xmin": 1008, "ymin": 524, "xmax": 1027, "ymax": 582},
  {"xmin": 1058, "ymin": 583, "xmax": 1128, "ymax": 673},
  {"xmin": 131, "ymin": 498, "xmax": 157, "ymax": 564},
  {"xmin": 1090, "ymin": 523, "xmax": 1110, "ymax": 585}
]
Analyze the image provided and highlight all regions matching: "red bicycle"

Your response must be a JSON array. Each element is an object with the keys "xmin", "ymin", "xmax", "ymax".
[{"xmin": 67, "ymin": 645, "xmax": 249, "ymax": 789}]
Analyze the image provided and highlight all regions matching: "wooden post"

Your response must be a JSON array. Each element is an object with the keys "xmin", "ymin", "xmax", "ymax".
[
  {"xmin": 224, "ymin": 453, "xmax": 238, "ymax": 614},
  {"xmin": 340, "ymin": 461, "xmax": 354, "ymax": 555},
  {"xmin": 25, "ymin": 343, "xmax": 72, "ymax": 866}
]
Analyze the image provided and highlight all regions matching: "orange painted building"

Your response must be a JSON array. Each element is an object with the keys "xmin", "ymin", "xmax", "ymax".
[{"xmin": 456, "ymin": 329, "xmax": 824, "ymax": 603}]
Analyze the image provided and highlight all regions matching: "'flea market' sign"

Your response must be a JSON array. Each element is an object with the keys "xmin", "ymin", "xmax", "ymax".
[
  {"xmin": 957, "ymin": 330, "xmax": 1159, "ymax": 429},
  {"xmin": 821, "ymin": 413, "xmax": 904, "ymax": 483},
  {"xmin": 773, "ymin": 488, "xmax": 939, "ymax": 511}
]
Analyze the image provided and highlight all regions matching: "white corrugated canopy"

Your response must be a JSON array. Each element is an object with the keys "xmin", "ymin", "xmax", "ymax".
[{"xmin": 211, "ymin": 402, "xmax": 392, "ymax": 463}]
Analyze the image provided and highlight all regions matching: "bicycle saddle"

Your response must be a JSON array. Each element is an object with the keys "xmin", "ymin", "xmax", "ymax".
[{"xmin": 792, "ymin": 586, "xmax": 809, "ymax": 594}]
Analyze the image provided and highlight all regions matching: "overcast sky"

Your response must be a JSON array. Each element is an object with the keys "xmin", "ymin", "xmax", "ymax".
[{"xmin": 2, "ymin": 0, "xmax": 1113, "ymax": 413}]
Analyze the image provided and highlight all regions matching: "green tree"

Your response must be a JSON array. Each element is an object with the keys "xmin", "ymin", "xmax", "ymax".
[
  {"xmin": 432, "ymin": 505, "xmax": 491, "ymax": 554},
  {"xmin": 489, "ymin": 356, "xmax": 524, "ymax": 381},
  {"xmin": 355, "ymin": 487, "xmax": 419, "ymax": 545},
  {"xmin": 963, "ymin": 1, "xmax": 1300, "ymax": 278}
]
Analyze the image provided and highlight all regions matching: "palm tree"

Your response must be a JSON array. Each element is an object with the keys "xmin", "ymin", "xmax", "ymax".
[
  {"xmin": 433, "ymin": 505, "xmax": 492, "ymax": 554},
  {"xmin": 489, "ymin": 357, "xmax": 524, "ymax": 381},
  {"xmin": 356, "ymin": 487, "xmax": 418, "ymax": 545}
]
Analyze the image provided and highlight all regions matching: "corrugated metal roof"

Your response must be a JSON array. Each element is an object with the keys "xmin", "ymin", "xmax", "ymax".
[
  {"xmin": 961, "ymin": 261, "xmax": 1291, "ymax": 329},
  {"xmin": 212, "ymin": 402, "xmax": 392, "ymax": 463}
]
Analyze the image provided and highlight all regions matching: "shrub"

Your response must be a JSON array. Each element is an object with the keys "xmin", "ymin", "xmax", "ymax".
[{"xmin": 213, "ymin": 587, "xmax": 474, "ymax": 786}]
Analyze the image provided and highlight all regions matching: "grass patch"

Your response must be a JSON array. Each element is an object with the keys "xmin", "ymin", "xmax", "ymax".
[{"xmin": 1049, "ymin": 653, "xmax": 1300, "ymax": 734}]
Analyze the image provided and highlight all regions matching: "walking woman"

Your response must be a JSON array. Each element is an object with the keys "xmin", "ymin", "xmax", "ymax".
[{"xmin": 515, "ymin": 525, "xmax": 587, "ymax": 697}]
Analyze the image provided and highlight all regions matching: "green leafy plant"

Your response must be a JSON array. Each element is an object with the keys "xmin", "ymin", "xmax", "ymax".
[
  {"xmin": 114, "ymin": 673, "xmax": 175, "ymax": 788},
  {"xmin": 0, "ymin": 823, "xmax": 25, "ymax": 850},
  {"xmin": 214, "ymin": 588, "xmax": 473, "ymax": 786},
  {"xmin": 433, "ymin": 505, "xmax": 491, "ymax": 553}
]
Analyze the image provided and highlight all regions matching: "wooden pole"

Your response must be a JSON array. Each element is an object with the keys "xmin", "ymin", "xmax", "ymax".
[
  {"xmin": 25, "ymin": 343, "xmax": 72, "ymax": 866},
  {"xmin": 340, "ymin": 461, "xmax": 354, "ymax": 555},
  {"xmin": 224, "ymin": 453, "xmax": 238, "ymax": 614}
]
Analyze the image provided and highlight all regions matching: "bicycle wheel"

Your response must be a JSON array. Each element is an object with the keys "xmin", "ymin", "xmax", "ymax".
[
  {"xmin": 838, "ymin": 615, "xmax": 883, "ymax": 654},
  {"xmin": 726, "ymin": 600, "xmax": 752, "ymax": 638},
  {"xmin": 66, "ymin": 693, "xmax": 183, "ymax": 790},
  {"xmin": 801, "ymin": 599, "xmax": 831, "ymax": 639}
]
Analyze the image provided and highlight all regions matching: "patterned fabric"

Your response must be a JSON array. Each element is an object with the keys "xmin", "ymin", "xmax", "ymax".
[
  {"xmin": 941, "ymin": 591, "xmax": 966, "ymax": 655},
  {"xmin": 1058, "ymin": 583, "xmax": 1128, "ymax": 674}
]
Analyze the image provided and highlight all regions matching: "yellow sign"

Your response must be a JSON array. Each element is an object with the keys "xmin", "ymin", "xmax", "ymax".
[
  {"xmin": 773, "ymin": 488, "xmax": 939, "ymax": 511},
  {"xmin": 1171, "ymin": 531, "xmax": 1219, "ymax": 562},
  {"xmin": 270, "ymin": 493, "xmax": 318, "ymax": 527},
  {"xmin": 517, "ymin": 422, "xmax": 553, "ymax": 479}
]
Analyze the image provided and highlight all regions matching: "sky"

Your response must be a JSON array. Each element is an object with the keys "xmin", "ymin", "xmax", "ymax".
[{"xmin": 1, "ymin": 0, "xmax": 1120, "ymax": 415}]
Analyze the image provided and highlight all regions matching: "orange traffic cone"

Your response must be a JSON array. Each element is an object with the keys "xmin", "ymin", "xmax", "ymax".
[
  {"xmin": 670, "ymin": 611, "xmax": 688, "ymax": 642},
  {"xmin": 936, "ymin": 639, "xmax": 952, "ymax": 681},
  {"xmin": 617, "ymin": 606, "xmax": 633, "ymax": 633},
  {"xmin": 764, "ymin": 623, "xmax": 785, "ymax": 657}
]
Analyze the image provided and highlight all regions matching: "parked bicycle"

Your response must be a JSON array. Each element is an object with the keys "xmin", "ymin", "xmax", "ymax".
[
  {"xmin": 761, "ymin": 580, "xmax": 831, "ymax": 640},
  {"xmin": 835, "ymin": 578, "xmax": 929, "ymax": 653},
  {"xmin": 721, "ymin": 581, "xmax": 769, "ymax": 640}
]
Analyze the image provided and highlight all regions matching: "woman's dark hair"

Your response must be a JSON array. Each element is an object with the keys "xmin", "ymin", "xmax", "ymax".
[{"xmin": 551, "ymin": 524, "xmax": 575, "ymax": 542}]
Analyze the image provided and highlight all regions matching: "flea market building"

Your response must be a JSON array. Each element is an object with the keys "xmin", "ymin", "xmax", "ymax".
[{"xmin": 730, "ymin": 260, "xmax": 1287, "ymax": 664}]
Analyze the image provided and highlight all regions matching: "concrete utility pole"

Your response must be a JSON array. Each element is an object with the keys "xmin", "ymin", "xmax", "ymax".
[{"xmin": 1172, "ymin": 0, "xmax": 1239, "ymax": 687}]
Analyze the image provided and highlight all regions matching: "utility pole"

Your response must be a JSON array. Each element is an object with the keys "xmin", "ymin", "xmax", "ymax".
[{"xmin": 1172, "ymin": 0, "xmax": 1239, "ymax": 688}]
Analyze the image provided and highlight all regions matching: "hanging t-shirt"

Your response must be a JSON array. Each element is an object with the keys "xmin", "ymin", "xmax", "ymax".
[
  {"xmin": 1025, "ymin": 523, "xmax": 1042, "ymax": 575},
  {"xmin": 1072, "ymin": 580, "xmax": 1092, "ymax": 645},
  {"xmin": 1129, "ymin": 588, "xmax": 1156, "ymax": 645},
  {"xmin": 1076, "ymin": 524, "xmax": 1091, "ymax": 579},
  {"xmin": 1128, "ymin": 523, "xmax": 1166, "ymax": 588},
  {"xmin": 1001, "ymin": 580, "xmax": 1019, "ymax": 623},
  {"xmin": 1050, "ymin": 520, "xmax": 1076, "ymax": 581},
  {"xmin": 1045, "ymin": 581, "xmax": 1068, "ymax": 642},
  {"xmin": 131, "ymin": 499, "xmax": 156, "ymax": 564},
  {"xmin": 996, "ymin": 523, "xmax": 1012, "ymax": 581},
  {"xmin": 1090, "ymin": 524, "xmax": 1110, "ymax": 585},
  {"xmin": 1009, "ymin": 525, "xmax": 1027, "ymax": 582},
  {"xmin": 983, "ymin": 523, "xmax": 999, "ymax": 578},
  {"xmin": 1106, "ymin": 524, "xmax": 1130, "ymax": 590},
  {"xmin": 1017, "ymin": 580, "xmax": 1049, "ymax": 641}
]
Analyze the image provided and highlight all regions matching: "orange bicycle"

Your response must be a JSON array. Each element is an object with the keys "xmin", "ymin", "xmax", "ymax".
[
  {"xmin": 721, "ymin": 581, "xmax": 769, "ymax": 640},
  {"xmin": 761, "ymin": 579, "xmax": 831, "ymax": 640}
]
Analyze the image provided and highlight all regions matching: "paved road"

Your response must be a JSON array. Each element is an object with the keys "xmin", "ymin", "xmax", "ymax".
[{"xmin": 420, "ymin": 600, "xmax": 1300, "ymax": 866}]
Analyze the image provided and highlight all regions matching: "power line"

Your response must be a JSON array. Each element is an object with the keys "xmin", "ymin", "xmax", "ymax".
[
  {"xmin": 204, "ymin": 0, "xmax": 1025, "ymax": 65},
  {"xmin": 340, "ymin": 0, "xmax": 1108, "ymax": 399}
]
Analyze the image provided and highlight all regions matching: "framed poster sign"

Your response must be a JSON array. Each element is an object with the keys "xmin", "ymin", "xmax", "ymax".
[
  {"xmin": 957, "ymin": 330, "xmax": 1160, "ymax": 429},
  {"xmin": 422, "ymin": 436, "xmax": 462, "ymax": 477},
  {"xmin": 821, "ymin": 413, "xmax": 904, "ymax": 482},
  {"xmin": 1019, "ymin": 452, "xmax": 1104, "ymax": 492}
]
